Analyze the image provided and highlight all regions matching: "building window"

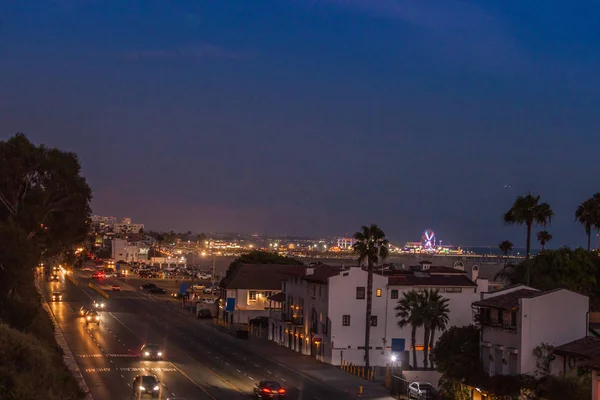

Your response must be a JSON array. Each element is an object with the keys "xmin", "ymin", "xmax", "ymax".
[
  {"xmin": 391, "ymin": 289, "xmax": 399, "ymax": 299},
  {"xmin": 356, "ymin": 287, "xmax": 366, "ymax": 299},
  {"xmin": 249, "ymin": 291, "xmax": 257, "ymax": 301},
  {"xmin": 445, "ymin": 287, "xmax": 463, "ymax": 293},
  {"xmin": 370, "ymin": 316, "xmax": 378, "ymax": 326},
  {"xmin": 502, "ymin": 310, "xmax": 512, "ymax": 326},
  {"xmin": 342, "ymin": 315, "xmax": 351, "ymax": 326},
  {"xmin": 510, "ymin": 310, "xmax": 517, "ymax": 327},
  {"xmin": 376, "ymin": 289, "xmax": 382, "ymax": 297}
]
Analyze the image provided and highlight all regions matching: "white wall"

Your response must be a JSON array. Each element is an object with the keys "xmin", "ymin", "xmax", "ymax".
[{"xmin": 519, "ymin": 290, "xmax": 588, "ymax": 375}]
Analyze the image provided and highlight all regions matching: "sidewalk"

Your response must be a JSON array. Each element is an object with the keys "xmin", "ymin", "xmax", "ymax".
[{"xmin": 208, "ymin": 322, "xmax": 397, "ymax": 400}]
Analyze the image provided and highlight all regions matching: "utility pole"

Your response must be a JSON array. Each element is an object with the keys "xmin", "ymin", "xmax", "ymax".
[{"xmin": 212, "ymin": 254, "xmax": 216, "ymax": 287}]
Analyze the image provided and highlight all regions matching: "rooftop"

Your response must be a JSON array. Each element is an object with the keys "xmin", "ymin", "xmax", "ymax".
[
  {"xmin": 225, "ymin": 264, "xmax": 307, "ymax": 290},
  {"xmin": 387, "ymin": 273, "xmax": 477, "ymax": 287},
  {"xmin": 472, "ymin": 288, "xmax": 541, "ymax": 309},
  {"xmin": 554, "ymin": 336, "xmax": 600, "ymax": 366},
  {"xmin": 303, "ymin": 265, "xmax": 345, "ymax": 283}
]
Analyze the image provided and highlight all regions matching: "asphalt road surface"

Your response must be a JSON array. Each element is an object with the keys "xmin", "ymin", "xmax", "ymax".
[{"xmin": 41, "ymin": 271, "xmax": 355, "ymax": 400}]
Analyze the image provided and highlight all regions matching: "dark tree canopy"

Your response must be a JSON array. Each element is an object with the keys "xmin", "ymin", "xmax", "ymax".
[
  {"xmin": 432, "ymin": 325, "xmax": 482, "ymax": 382},
  {"xmin": 220, "ymin": 250, "xmax": 304, "ymax": 287}
]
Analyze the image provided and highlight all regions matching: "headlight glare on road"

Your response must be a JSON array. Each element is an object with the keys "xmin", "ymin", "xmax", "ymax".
[
  {"xmin": 157, "ymin": 352, "xmax": 162, "ymax": 356},
  {"xmin": 145, "ymin": 352, "xmax": 150, "ymax": 356},
  {"xmin": 87, "ymin": 316, "xmax": 91, "ymax": 320},
  {"xmin": 139, "ymin": 386, "xmax": 145, "ymax": 391},
  {"xmin": 153, "ymin": 386, "xmax": 159, "ymax": 391}
]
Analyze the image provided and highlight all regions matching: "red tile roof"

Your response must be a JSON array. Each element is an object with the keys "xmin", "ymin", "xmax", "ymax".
[
  {"xmin": 472, "ymin": 289, "xmax": 540, "ymax": 309},
  {"xmin": 554, "ymin": 337, "xmax": 600, "ymax": 360},
  {"xmin": 225, "ymin": 264, "xmax": 306, "ymax": 290}
]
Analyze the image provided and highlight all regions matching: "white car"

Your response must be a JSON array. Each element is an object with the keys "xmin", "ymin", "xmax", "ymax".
[
  {"xmin": 202, "ymin": 298, "xmax": 216, "ymax": 304},
  {"xmin": 198, "ymin": 273, "xmax": 212, "ymax": 280},
  {"xmin": 407, "ymin": 381, "xmax": 437, "ymax": 399}
]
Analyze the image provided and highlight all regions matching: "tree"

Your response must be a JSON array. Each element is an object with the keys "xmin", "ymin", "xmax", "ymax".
[
  {"xmin": 431, "ymin": 325, "xmax": 482, "ymax": 382},
  {"xmin": 536, "ymin": 230, "xmax": 552, "ymax": 251},
  {"xmin": 423, "ymin": 290, "xmax": 450, "ymax": 368},
  {"xmin": 498, "ymin": 240, "xmax": 514, "ymax": 266},
  {"xmin": 504, "ymin": 193, "xmax": 553, "ymax": 259},
  {"xmin": 395, "ymin": 290, "xmax": 424, "ymax": 369},
  {"xmin": 576, "ymin": 196, "xmax": 600, "ymax": 251},
  {"xmin": 352, "ymin": 224, "xmax": 389, "ymax": 369},
  {"xmin": 504, "ymin": 194, "xmax": 553, "ymax": 285}
]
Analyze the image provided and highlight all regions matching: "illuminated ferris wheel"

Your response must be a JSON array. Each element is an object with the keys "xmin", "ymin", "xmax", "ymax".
[{"xmin": 421, "ymin": 229, "xmax": 436, "ymax": 251}]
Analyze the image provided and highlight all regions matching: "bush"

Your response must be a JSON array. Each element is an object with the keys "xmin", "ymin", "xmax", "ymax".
[{"xmin": 0, "ymin": 323, "xmax": 82, "ymax": 400}]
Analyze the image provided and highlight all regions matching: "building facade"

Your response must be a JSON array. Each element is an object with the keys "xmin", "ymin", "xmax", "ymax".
[{"xmin": 269, "ymin": 262, "xmax": 488, "ymax": 367}]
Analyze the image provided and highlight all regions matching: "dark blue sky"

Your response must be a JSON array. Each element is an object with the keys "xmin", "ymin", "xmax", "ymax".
[{"xmin": 2, "ymin": 1, "xmax": 600, "ymax": 248}]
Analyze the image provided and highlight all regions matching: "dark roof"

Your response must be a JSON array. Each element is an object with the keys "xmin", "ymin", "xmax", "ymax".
[
  {"xmin": 472, "ymin": 289, "xmax": 540, "ymax": 309},
  {"xmin": 387, "ymin": 273, "xmax": 476, "ymax": 287},
  {"xmin": 267, "ymin": 292, "xmax": 286, "ymax": 302},
  {"xmin": 225, "ymin": 264, "xmax": 306, "ymax": 290},
  {"xmin": 302, "ymin": 265, "xmax": 344, "ymax": 283},
  {"xmin": 554, "ymin": 337, "xmax": 600, "ymax": 360}
]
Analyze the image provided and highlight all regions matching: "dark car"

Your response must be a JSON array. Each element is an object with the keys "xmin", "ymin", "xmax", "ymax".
[
  {"xmin": 140, "ymin": 283, "xmax": 157, "ymax": 291},
  {"xmin": 50, "ymin": 274, "xmax": 60, "ymax": 281},
  {"xmin": 141, "ymin": 344, "xmax": 164, "ymax": 360},
  {"xmin": 85, "ymin": 310, "xmax": 100, "ymax": 325},
  {"xmin": 249, "ymin": 316, "xmax": 269, "ymax": 327},
  {"xmin": 148, "ymin": 287, "xmax": 166, "ymax": 294},
  {"xmin": 132, "ymin": 375, "xmax": 161, "ymax": 398},
  {"xmin": 254, "ymin": 381, "xmax": 286, "ymax": 399},
  {"xmin": 197, "ymin": 309, "xmax": 212, "ymax": 319},
  {"xmin": 51, "ymin": 291, "xmax": 63, "ymax": 301}
]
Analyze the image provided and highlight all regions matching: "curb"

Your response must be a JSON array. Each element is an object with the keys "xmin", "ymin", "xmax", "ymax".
[
  {"xmin": 88, "ymin": 282, "xmax": 109, "ymax": 299},
  {"xmin": 35, "ymin": 281, "xmax": 93, "ymax": 400}
]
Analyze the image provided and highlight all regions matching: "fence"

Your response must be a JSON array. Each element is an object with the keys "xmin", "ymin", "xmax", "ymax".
[{"xmin": 340, "ymin": 360, "xmax": 377, "ymax": 381}]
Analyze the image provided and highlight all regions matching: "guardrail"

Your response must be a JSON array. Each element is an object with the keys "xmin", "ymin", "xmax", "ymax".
[
  {"xmin": 66, "ymin": 273, "xmax": 78, "ymax": 286},
  {"xmin": 88, "ymin": 282, "xmax": 109, "ymax": 299}
]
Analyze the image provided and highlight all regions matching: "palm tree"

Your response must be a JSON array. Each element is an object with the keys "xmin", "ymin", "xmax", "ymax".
[
  {"xmin": 424, "ymin": 290, "xmax": 450, "ymax": 368},
  {"xmin": 576, "ymin": 196, "xmax": 599, "ymax": 251},
  {"xmin": 536, "ymin": 230, "xmax": 552, "ymax": 251},
  {"xmin": 498, "ymin": 240, "xmax": 514, "ymax": 266},
  {"xmin": 352, "ymin": 224, "xmax": 389, "ymax": 369},
  {"xmin": 396, "ymin": 290, "xmax": 424, "ymax": 369},
  {"xmin": 504, "ymin": 193, "xmax": 553, "ymax": 260}
]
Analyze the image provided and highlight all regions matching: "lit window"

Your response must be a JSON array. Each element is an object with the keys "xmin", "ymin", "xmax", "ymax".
[
  {"xmin": 249, "ymin": 291, "xmax": 257, "ymax": 301},
  {"xmin": 376, "ymin": 289, "xmax": 382, "ymax": 297}
]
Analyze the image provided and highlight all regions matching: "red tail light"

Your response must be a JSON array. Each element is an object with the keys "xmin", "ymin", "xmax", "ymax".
[
  {"xmin": 262, "ymin": 388, "xmax": 271, "ymax": 393},
  {"xmin": 278, "ymin": 388, "xmax": 286, "ymax": 393}
]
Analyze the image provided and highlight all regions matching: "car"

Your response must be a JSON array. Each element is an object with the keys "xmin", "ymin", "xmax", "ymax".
[
  {"xmin": 202, "ymin": 298, "xmax": 216, "ymax": 304},
  {"xmin": 211, "ymin": 286, "xmax": 221, "ymax": 294},
  {"xmin": 198, "ymin": 273, "xmax": 212, "ymax": 280},
  {"xmin": 85, "ymin": 310, "xmax": 100, "ymax": 325},
  {"xmin": 148, "ymin": 287, "xmax": 166, "ymax": 295},
  {"xmin": 141, "ymin": 283, "xmax": 157, "ymax": 291},
  {"xmin": 51, "ymin": 291, "xmax": 63, "ymax": 301},
  {"xmin": 197, "ymin": 309, "xmax": 212, "ymax": 319},
  {"xmin": 141, "ymin": 344, "xmax": 164, "ymax": 360},
  {"xmin": 203, "ymin": 287, "xmax": 213, "ymax": 294},
  {"xmin": 91, "ymin": 272, "xmax": 104, "ymax": 279},
  {"xmin": 407, "ymin": 381, "xmax": 437, "ymax": 399},
  {"xmin": 93, "ymin": 300, "xmax": 106, "ymax": 309},
  {"xmin": 111, "ymin": 284, "xmax": 121, "ymax": 291},
  {"xmin": 253, "ymin": 381, "xmax": 286, "ymax": 399},
  {"xmin": 79, "ymin": 306, "xmax": 89, "ymax": 317},
  {"xmin": 50, "ymin": 274, "xmax": 60, "ymax": 281},
  {"xmin": 132, "ymin": 375, "xmax": 161, "ymax": 398},
  {"xmin": 192, "ymin": 284, "xmax": 205, "ymax": 291}
]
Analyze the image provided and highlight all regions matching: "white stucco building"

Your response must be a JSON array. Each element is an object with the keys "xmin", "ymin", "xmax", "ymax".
[
  {"xmin": 113, "ymin": 217, "xmax": 144, "ymax": 234},
  {"xmin": 111, "ymin": 238, "xmax": 149, "ymax": 262},
  {"xmin": 472, "ymin": 285, "xmax": 589, "ymax": 376},
  {"xmin": 269, "ymin": 262, "xmax": 488, "ymax": 367}
]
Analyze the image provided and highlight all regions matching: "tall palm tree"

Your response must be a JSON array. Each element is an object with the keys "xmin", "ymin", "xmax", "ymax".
[
  {"xmin": 352, "ymin": 224, "xmax": 389, "ymax": 369},
  {"xmin": 576, "ymin": 196, "xmax": 599, "ymax": 251},
  {"xmin": 498, "ymin": 240, "xmax": 514, "ymax": 266},
  {"xmin": 504, "ymin": 193, "xmax": 553, "ymax": 260},
  {"xmin": 424, "ymin": 291, "xmax": 450, "ymax": 368},
  {"xmin": 395, "ymin": 290, "xmax": 424, "ymax": 369},
  {"xmin": 536, "ymin": 230, "xmax": 552, "ymax": 251}
]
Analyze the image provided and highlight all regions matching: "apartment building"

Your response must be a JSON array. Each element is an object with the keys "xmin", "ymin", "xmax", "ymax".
[
  {"xmin": 269, "ymin": 262, "xmax": 488, "ymax": 367},
  {"xmin": 472, "ymin": 285, "xmax": 589, "ymax": 376}
]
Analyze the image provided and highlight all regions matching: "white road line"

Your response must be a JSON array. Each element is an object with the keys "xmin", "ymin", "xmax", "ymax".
[
  {"xmin": 121, "ymin": 374, "xmax": 124, "ymax": 378},
  {"xmin": 248, "ymin": 376, "xmax": 254, "ymax": 380},
  {"xmin": 281, "ymin": 378, "xmax": 286, "ymax": 382},
  {"xmin": 225, "ymin": 362, "xmax": 229, "ymax": 366},
  {"xmin": 253, "ymin": 363, "xmax": 259, "ymax": 368},
  {"xmin": 267, "ymin": 370, "xmax": 272, "ymax": 374},
  {"xmin": 236, "ymin": 369, "xmax": 241, "ymax": 373}
]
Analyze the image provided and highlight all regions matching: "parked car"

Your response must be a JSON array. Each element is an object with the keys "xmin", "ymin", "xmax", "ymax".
[
  {"xmin": 253, "ymin": 381, "xmax": 286, "ymax": 399},
  {"xmin": 202, "ymin": 298, "xmax": 216, "ymax": 304},
  {"xmin": 197, "ymin": 309, "xmax": 212, "ymax": 319},
  {"xmin": 408, "ymin": 381, "xmax": 438, "ymax": 400},
  {"xmin": 192, "ymin": 284, "xmax": 205, "ymax": 291},
  {"xmin": 198, "ymin": 272, "xmax": 212, "ymax": 280},
  {"xmin": 148, "ymin": 287, "xmax": 166, "ymax": 295}
]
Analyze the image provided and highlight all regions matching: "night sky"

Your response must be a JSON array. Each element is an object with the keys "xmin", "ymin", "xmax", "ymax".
[{"xmin": 2, "ymin": 1, "xmax": 600, "ymax": 248}]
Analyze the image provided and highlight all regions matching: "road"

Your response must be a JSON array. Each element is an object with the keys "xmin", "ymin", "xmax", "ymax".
[{"xmin": 41, "ymin": 270, "xmax": 355, "ymax": 400}]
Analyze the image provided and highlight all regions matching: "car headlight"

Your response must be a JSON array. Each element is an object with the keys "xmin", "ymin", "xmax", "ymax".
[
  {"xmin": 95, "ymin": 316, "xmax": 99, "ymax": 320},
  {"xmin": 139, "ymin": 386, "xmax": 145, "ymax": 391},
  {"xmin": 145, "ymin": 352, "xmax": 150, "ymax": 356},
  {"xmin": 101, "ymin": 303, "xmax": 105, "ymax": 307},
  {"xmin": 153, "ymin": 386, "xmax": 159, "ymax": 391},
  {"xmin": 157, "ymin": 352, "xmax": 162, "ymax": 356},
  {"xmin": 87, "ymin": 316, "xmax": 91, "ymax": 320}
]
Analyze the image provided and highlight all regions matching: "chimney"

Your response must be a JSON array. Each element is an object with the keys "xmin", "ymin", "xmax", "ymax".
[
  {"xmin": 419, "ymin": 260, "xmax": 432, "ymax": 271},
  {"xmin": 471, "ymin": 265, "xmax": 479, "ymax": 281},
  {"xmin": 306, "ymin": 267, "xmax": 315, "ymax": 275}
]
